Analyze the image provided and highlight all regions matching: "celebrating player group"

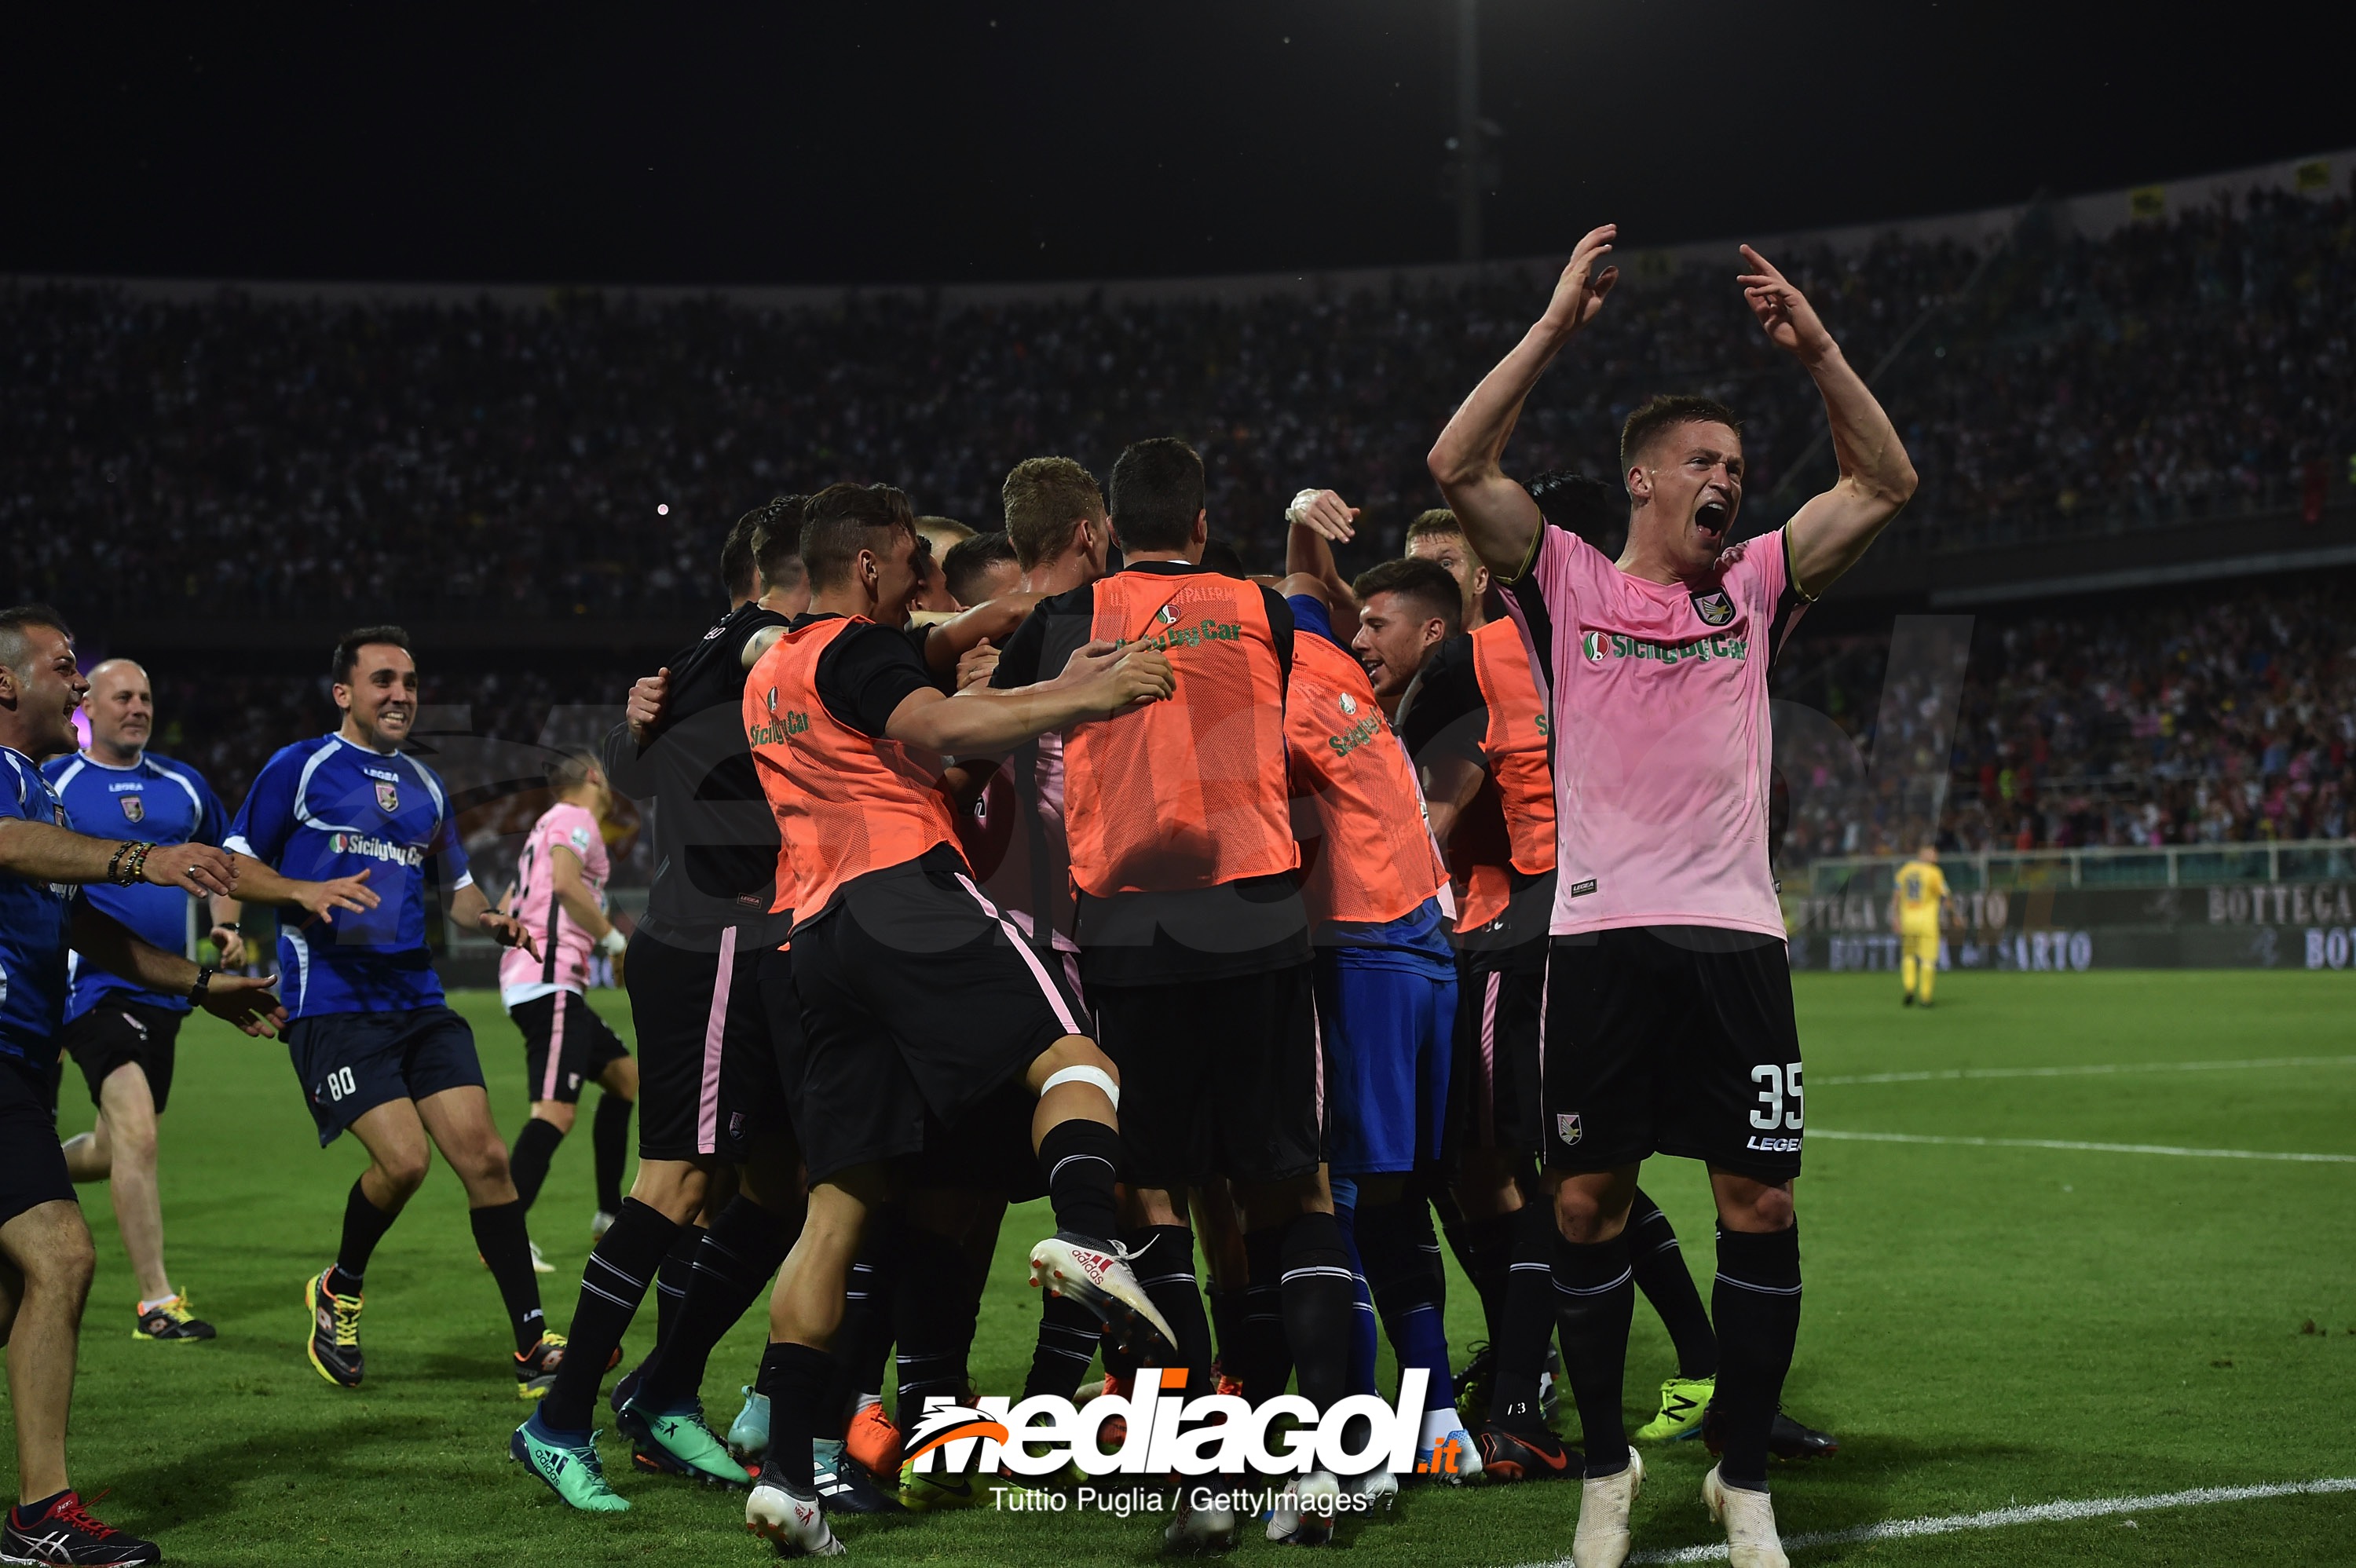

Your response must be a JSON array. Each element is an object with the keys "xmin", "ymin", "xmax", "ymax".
[{"xmin": 0, "ymin": 232, "xmax": 1912, "ymax": 1566}]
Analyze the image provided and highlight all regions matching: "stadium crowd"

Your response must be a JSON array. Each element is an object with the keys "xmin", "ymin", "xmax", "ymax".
[
  {"xmin": 1775, "ymin": 576, "xmax": 2356, "ymax": 859},
  {"xmin": 4, "ymin": 185, "xmax": 2351, "ymax": 621}
]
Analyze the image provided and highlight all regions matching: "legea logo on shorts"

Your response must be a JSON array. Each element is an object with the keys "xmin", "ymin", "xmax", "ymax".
[{"xmin": 906, "ymin": 1368, "xmax": 1435, "ymax": 1478}]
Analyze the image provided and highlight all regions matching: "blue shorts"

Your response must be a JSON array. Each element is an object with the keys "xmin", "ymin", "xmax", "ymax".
[
  {"xmin": 1315, "ymin": 952, "xmax": 1454, "ymax": 1176},
  {"xmin": 285, "ymin": 1005, "xmax": 487, "ymax": 1146}
]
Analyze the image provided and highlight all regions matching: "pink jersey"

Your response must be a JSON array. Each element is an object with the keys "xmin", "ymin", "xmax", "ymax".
[
  {"xmin": 499, "ymin": 801, "xmax": 611, "ymax": 1001},
  {"xmin": 1527, "ymin": 524, "xmax": 1807, "ymax": 939}
]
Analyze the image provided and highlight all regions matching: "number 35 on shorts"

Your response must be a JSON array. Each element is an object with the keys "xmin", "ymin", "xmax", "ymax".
[{"xmin": 1749, "ymin": 1062, "xmax": 1804, "ymax": 1137}]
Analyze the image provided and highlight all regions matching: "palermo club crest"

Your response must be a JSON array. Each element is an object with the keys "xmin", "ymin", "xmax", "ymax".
[
  {"xmin": 1691, "ymin": 590, "xmax": 1736, "ymax": 627},
  {"xmin": 120, "ymin": 795, "xmax": 145, "ymax": 824},
  {"xmin": 375, "ymin": 780, "xmax": 400, "ymax": 813}
]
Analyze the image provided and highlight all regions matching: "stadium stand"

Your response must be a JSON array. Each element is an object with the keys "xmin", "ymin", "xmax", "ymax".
[{"xmin": 4, "ymin": 155, "xmax": 2351, "ymax": 873}]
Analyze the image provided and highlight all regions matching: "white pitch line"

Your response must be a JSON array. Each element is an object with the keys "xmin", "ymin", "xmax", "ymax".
[
  {"xmin": 1813, "ymin": 1054, "xmax": 2356, "ymax": 1087},
  {"xmin": 1512, "ymin": 1476, "xmax": 2356, "ymax": 1566},
  {"xmin": 1811, "ymin": 1129, "xmax": 2356, "ymax": 1163}
]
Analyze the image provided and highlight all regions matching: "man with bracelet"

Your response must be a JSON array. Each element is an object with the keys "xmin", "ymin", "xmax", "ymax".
[
  {"xmin": 222, "ymin": 626, "xmax": 562, "ymax": 1400},
  {"xmin": 45, "ymin": 657, "xmax": 374, "ymax": 1346},
  {"xmin": 0, "ymin": 605, "xmax": 286, "ymax": 1567}
]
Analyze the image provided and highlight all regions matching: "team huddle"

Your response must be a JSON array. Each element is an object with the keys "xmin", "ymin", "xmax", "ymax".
[{"xmin": 0, "ymin": 235, "xmax": 1913, "ymax": 1566}]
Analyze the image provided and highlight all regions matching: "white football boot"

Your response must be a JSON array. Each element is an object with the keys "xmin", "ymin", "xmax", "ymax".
[
  {"xmin": 1571, "ymin": 1446, "xmax": 1644, "ymax": 1568},
  {"xmin": 1703, "ymin": 1464, "xmax": 1791, "ymax": 1568},
  {"xmin": 746, "ymin": 1478, "xmax": 845, "ymax": 1558}
]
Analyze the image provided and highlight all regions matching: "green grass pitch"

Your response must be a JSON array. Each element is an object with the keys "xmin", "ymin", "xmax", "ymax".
[{"xmin": 19, "ymin": 971, "xmax": 2356, "ymax": 1566}]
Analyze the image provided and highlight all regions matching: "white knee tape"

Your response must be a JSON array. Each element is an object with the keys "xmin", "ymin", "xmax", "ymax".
[{"xmin": 1040, "ymin": 1064, "xmax": 1120, "ymax": 1110}]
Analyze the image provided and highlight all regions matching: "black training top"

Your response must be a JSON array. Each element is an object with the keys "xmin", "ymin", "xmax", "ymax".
[
  {"xmin": 990, "ymin": 561, "xmax": 1308, "ymax": 988},
  {"xmin": 601, "ymin": 600, "xmax": 792, "ymax": 944}
]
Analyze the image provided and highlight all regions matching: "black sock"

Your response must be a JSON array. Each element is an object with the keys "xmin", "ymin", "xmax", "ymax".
[
  {"xmin": 470, "ymin": 1200, "xmax": 549, "ymax": 1354},
  {"xmin": 1037, "ymin": 1119, "xmax": 1122, "ymax": 1243},
  {"xmin": 839, "ymin": 1208, "xmax": 902, "ymax": 1399},
  {"xmin": 1447, "ymin": 1210, "xmax": 1516, "ymax": 1347},
  {"xmin": 1279, "ymin": 1211, "xmax": 1354, "ymax": 1413},
  {"xmin": 1123, "ymin": 1224, "xmax": 1214, "ymax": 1395},
  {"xmin": 1712, "ymin": 1225, "xmax": 1801, "ymax": 1493},
  {"xmin": 331, "ymin": 1179, "xmax": 397, "ymax": 1296},
  {"xmin": 509, "ymin": 1118, "xmax": 565, "ymax": 1213},
  {"xmin": 1025, "ymin": 1287, "xmax": 1103, "ymax": 1401},
  {"xmin": 543, "ymin": 1198, "xmax": 679, "ymax": 1431},
  {"xmin": 893, "ymin": 1227, "xmax": 978, "ymax": 1420},
  {"xmin": 640, "ymin": 1194, "xmax": 802, "ymax": 1409},
  {"xmin": 1630, "ymin": 1190, "xmax": 1718, "ymax": 1380},
  {"xmin": 1489, "ymin": 1202, "xmax": 1559, "ymax": 1433},
  {"xmin": 653, "ymin": 1219, "xmax": 702, "ymax": 1351},
  {"xmin": 591, "ymin": 1093, "xmax": 633, "ymax": 1215},
  {"xmin": 757, "ymin": 1340, "xmax": 834, "ymax": 1501},
  {"xmin": 1553, "ymin": 1230, "xmax": 1635, "ymax": 1478},
  {"xmin": 1206, "ymin": 1285, "xmax": 1247, "ymax": 1370},
  {"xmin": 1358, "ymin": 1199, "xmax": 1457, "ymax": 1406},
  {"xmin": 1238, "ymin": 1229, "xmax": 1292, "ymax": 1402}
]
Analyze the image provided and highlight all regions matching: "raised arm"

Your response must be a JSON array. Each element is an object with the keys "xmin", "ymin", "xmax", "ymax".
[
  {"xmin": 1738, "ymin": 245, "xmax": 1919, "ymax": 597},
  {"xmin": 920, "ymin": 592, "xmax": 1044, "ymax": 678},
  {"xmin": 1283, "ymin": 489, "xmax": 1364, "ymax": 642},
  {"xmin": 1428, "ymin": 224, "xmax": 1619, "ymax": 578}
]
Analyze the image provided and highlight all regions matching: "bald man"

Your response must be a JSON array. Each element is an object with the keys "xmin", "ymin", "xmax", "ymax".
[{"xmin": 44, "ymin": 660, "xmax": 241, "ymax": 1340}]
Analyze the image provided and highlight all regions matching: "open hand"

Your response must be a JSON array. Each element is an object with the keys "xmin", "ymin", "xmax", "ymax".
[
  {"xmin": 298, "ymin": 868, "xmax": 379, "ymax": 926},
  {"xmin": 478, "ymin": 909, "xmax": 539, "ymax": 959},
  {"xmin": 1089, "ymin": 646, "xmax": 1176, "ymax": 715},
  {"xmin": 1739, "ymin": 245, "xmax": 1836, "ymax": 364},
  {"xmin": 1541, "ymin": 224, "xmax": 1619, "ymax": 335},
  {"xmin": 143, "ymin": 842, "xmax": 236, "ymax": 897},
  {"xmin": 1286, "ymin": 488, "xmax": 1360, "ymax": 544},
  {"xmin": 201, "ymin": 974, "xmax": 287, "ymax": 1038}
]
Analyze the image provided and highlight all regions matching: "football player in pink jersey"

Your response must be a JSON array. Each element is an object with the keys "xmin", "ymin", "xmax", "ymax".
[
  {"xmin": 1419, "ymin": 227, "xmax": 1916, "ymax": 1568},
  {"xmin": 499, "ymin": 750, "xmax": 637, "ymax": 1269}
]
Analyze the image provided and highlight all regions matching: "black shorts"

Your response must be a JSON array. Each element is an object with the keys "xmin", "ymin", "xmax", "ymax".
[
  {"xmin": 60, "ymin": 997, "xmax": 185, "ymax": 1113},
  {"xmin": 1092, "ymin": 959, "xmax": 1326, "ymax": 1188},
  {"xmin": 1541, "ymin": 926, "xmax": 1803, "ymax": 1183},
  {"xmin": 790, "ymin": 849, "xmax": 1085, "ymax": 1186},
  {"xmin": 0, "ymin": 1058, "xmax": 76, "ymax": 1229},
  {"xmin": 1454, "ymin": 945, "xmax": 1544, "ymax": 1157},
  {"xmin": 509, "ymin": 991, "xmax": 631, "ymax": 1106},
  {"xmin": 625, "ymin": 926, "xmax": 791, "ymax": 1164},
  {"xmin": 284, "ymin": 1004, "xmax": 487, "ymax": 1147}
]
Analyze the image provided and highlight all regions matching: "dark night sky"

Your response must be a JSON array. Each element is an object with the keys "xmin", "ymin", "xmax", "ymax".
[{"xmin": 5, "ymin": 3, "xmax": 2353, "ymax": 287}]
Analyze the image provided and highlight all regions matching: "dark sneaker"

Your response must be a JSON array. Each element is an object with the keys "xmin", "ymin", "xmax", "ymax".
[
  {"xmin": 2, "ymin": 1490, "xmax": 163, "ymax": 1565},
  {"xmin": 1473, "ymin": 1421, "xmax": 1579, "ymax": 1482},
  {"xmin": 304, "ymin": 1268, "xmax": 363, "ymax": 1388},
  {"xmin": 132, "ymin": 1293, "xmax": 215, "ymax": 1342},
  {"xmin": 1455, "ymin": 1341, "xmax": 1494, "ymax": 1427},
  {"xmin": 811, "ymin": 1437, "xmax": 899, "ymax": 1513},
  {"xmin": 1701, "ymin": 1402, "xmax": 1840, "ymax": 1460},
  {"xmin": 514, "ymin": 1332, "xmax": 578, "ymax": 1402}
]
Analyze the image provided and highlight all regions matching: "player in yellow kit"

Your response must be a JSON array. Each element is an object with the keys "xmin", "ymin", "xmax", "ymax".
[{"xmin": 1890, "ymin": 845, "xmax": 1949, "ymax": 1007}]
